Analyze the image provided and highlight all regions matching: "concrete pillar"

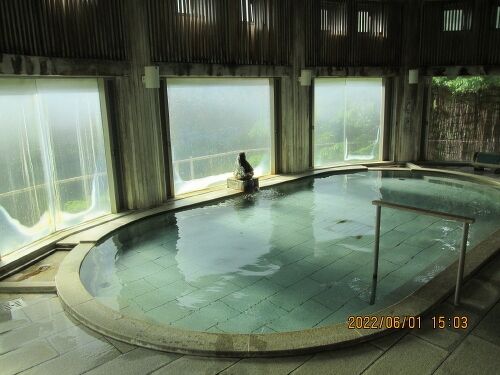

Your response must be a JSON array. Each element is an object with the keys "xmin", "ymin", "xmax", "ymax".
[
  {"xmin": 113, "ymin": 0, "xmax": 168, "ymax": 209},
  {"xmin": 279, "ymin": 1, "xmax": 311, "ymax": 173},
  {"xmin": 393, "ymin": 0, "xmax": 426, "ymax": 162}
]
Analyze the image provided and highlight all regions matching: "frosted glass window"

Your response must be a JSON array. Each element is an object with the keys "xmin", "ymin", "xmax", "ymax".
[
  {"xmin": 496, "ymin": 6, "xmax": 500, "ymax": 29},
  {"xmin": 357, "ymin": 11, "xmax": 371, "ymax": 33},
  {"xmin": 241, "ymin": 0, "xmax": 255, "ymax": 23},
  {"xmin": 176, "ymin": 0, "xmax": 195, "ymax": 15},
  {"xmin": 166, "ymin": 78, "xmax": 272, "ymax": 195},
  {"xmin": 321, "ymin": 2, "xmax": 347, "ymax": 36},
  {"xmin": 356, "ymin": 9, "xmax": 387, "ymax": 37},
  {"xmin": 314, "ymin": 78, "xmax": 383, "ymax": 167},
  {"xmin": 443, "ymin": 9, "xmax": 472, "ymax": 31},
  {"xmin": 0, "ymin": 78, "xmax": 110, "ymax": 256}
]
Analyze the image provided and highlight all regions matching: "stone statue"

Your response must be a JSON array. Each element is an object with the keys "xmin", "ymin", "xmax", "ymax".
[
  {"xmin": 228, "ymin": 152, "xmax": 259, "ymax": 193},
  {"xmin": 234, "ymin": 152, "xmax": 254, "ymax": 180}
]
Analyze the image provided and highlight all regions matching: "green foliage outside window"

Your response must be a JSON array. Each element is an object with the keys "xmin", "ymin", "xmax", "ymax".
[
  {"xmin": 432, "ymin": 76, "xmax": 500, "ymax": 95},
  {"xmin": 314, "ymin": 78, "xmax": 383, "ymax": 166}
]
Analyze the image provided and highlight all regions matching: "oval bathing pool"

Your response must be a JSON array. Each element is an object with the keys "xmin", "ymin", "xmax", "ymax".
[{"xmin": 79, "ymin": 170, "xmax": 500, "ymax": 337}]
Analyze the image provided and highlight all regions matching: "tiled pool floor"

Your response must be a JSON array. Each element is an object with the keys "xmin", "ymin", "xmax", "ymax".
[
  {"xmin": 80, "ymin": 171, "xmax": 500, "ymax": 333},
  {"xmin": 91, "ymin": 217, "xmax": 461, "ymax": 333}
]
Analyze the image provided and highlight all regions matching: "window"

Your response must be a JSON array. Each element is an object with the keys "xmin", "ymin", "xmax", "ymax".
[
  {"xmin": 241, "ymin": 0, "xmax": 255, "ymax": 23},
  {"xmin": 321, "ymin": 9, "xmax": 329, "ymax": 31},
  {"xmin": 166, "ymin": 79, "xmax": 273, "ymax": 195},
  {"xmin": 321, "ymin": 2, "xmax": 347, "ymax": 35},
  {"xmin": 176, "ymin": 0, "xmax": 195, "ymax": 15},
  {"xmin": 357, "ymin": 9, "xmax": 386, "ymax": 37},
  {"xmin": 314, "ymin": 78, "xmax": 384, "ymax": 167},
  {"xmin": 496, "ymin": 6, "xmax": 500, "ymax": 29},
  {"xmin": 357, "ymin": 11, "xmax": 371, "ymax": 33},
  {"xmin": 443, "ymin": 8, "xmax": 472, "ymax": 31},
  {"xmin": 0, "ymin": 79, "xmax": 111, "ymax": 257}
]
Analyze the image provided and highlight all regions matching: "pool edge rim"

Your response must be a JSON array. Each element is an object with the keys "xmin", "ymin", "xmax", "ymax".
[{"xmin": 55, "ymin": 167, "xmax": 500, "ymax": 357}]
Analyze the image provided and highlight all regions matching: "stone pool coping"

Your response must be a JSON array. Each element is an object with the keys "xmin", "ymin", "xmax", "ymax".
[{"xmin": 56, "ymin": 167, "xmax": 500, "ymax": 357}]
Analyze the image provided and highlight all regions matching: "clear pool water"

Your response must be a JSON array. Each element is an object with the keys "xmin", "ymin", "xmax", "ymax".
[{"xmin": 80, "ymin": 170, "xmax": 500, "ymax": 333}]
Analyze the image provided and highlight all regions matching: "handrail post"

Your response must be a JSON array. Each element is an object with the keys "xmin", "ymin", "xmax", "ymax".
[
  {"xmin": 370, "ymin": 205, "xmax": 382, "ymax": 305},
  {"xmin": 371, "ymin": 199, "xmax": 474, "ymax": 307},
  {"xmin": 454, "ymin": 222, "xmax": 470, "ymax": 306}
]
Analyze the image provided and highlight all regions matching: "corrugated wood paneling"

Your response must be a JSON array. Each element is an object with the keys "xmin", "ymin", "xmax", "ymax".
[
  {"xmin": 0, "ymin": 0, "xmax": 127, "ymax": 60},
  {"xmin": 306, "ymin": 0, "xmax": 403, "ymax": 67},
  {"xmin": 420, "ymin": 0, "xmax": 487, "ymax": 66},
  {"xmin": 353, "ymin": 1, "xmax": 402, "ymax": 66},
  {"xmin": 147, "ymin": 0, "xmax": 291, "ymax": 65},
  {"xmin": 420, "ymin": 0, "xmax": 500, "ymax": 66},
  {"xmin": 482, "ymin": 0, "xmax": 500, "ymax": 65}
]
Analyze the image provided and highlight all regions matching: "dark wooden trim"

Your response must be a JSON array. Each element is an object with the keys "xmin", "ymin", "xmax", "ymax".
[
  {"xmin": 103, "ymin": 79, "xmax": 126, "ymax": 211},
  {"xmin": 159, "ymin": 79, "xmax": 175, "ymax": 198},
  {"xmin": 158, "ymin": 62, "xmax": 292, "ymax": 77},
  {"xmin": 308, "ymin": 83, "xmax": 315, "ymax": 169},
  {"xmin": 420, "ymin": 65, "xmax": 500, "ymax": 77},
  {"xmin": 312, "ymin": 66, "xmax": 400, "ymax": 77},
  {"xmin": 0, "ymin": 53, "xmax": 130, "ymax": 76},
  {"xmin": 311, "ymin": 66, "xmax": 400, "ymax": 77},
  {"xmin": 383, "ymin": 77, "xmax": 394, "ymax": 161},
  {"xmin": 420, "ymin": 77, "xmax": 433, "ymax": 161},
  {"xmin": 273, "ymin": 78, "xmax": 283, "ymax": 174}
]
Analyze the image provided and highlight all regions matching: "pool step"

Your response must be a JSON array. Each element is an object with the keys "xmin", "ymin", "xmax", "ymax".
[{"xmin": 0, "ymin": 281, "xmax": 56, "ymax": 294}]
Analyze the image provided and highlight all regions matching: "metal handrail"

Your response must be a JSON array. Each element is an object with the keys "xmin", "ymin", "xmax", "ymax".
[
  {"xmin": 172, "ymin": 148, "xmax": 270, "ymax": 180},
  {"xmin": 370, "ymin": 200, "xmax": 475, "ymax": 306},
  {"xmin": 0, "ymin": 172, "xmax": 107, "ymax": 200},
  {"xmin": 172, "ymin": 147, "xmax": 270, "ymax": 164},
  {"xmin": 372, "ymin": 200, "xmax": 475, "ymax": 224}
]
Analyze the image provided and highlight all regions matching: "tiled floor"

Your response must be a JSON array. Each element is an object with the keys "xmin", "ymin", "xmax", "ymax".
[
  {"xmin": 79, "ymin": 172, "xmax": 500, "ymax": 333},
  {"xmin": 1, "ymin": 250, "xmax": 499, "ymax": 375}
]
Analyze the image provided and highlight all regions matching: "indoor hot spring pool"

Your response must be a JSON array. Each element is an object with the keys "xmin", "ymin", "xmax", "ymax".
[{"xmin": 77, "ymin": 170, "xmax": 500, "ymax": 338}]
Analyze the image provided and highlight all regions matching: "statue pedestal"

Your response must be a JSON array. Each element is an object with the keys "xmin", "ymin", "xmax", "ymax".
[{"xmin": 227, "ymin": 177, "xmax": 259, "ymax": 193}]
